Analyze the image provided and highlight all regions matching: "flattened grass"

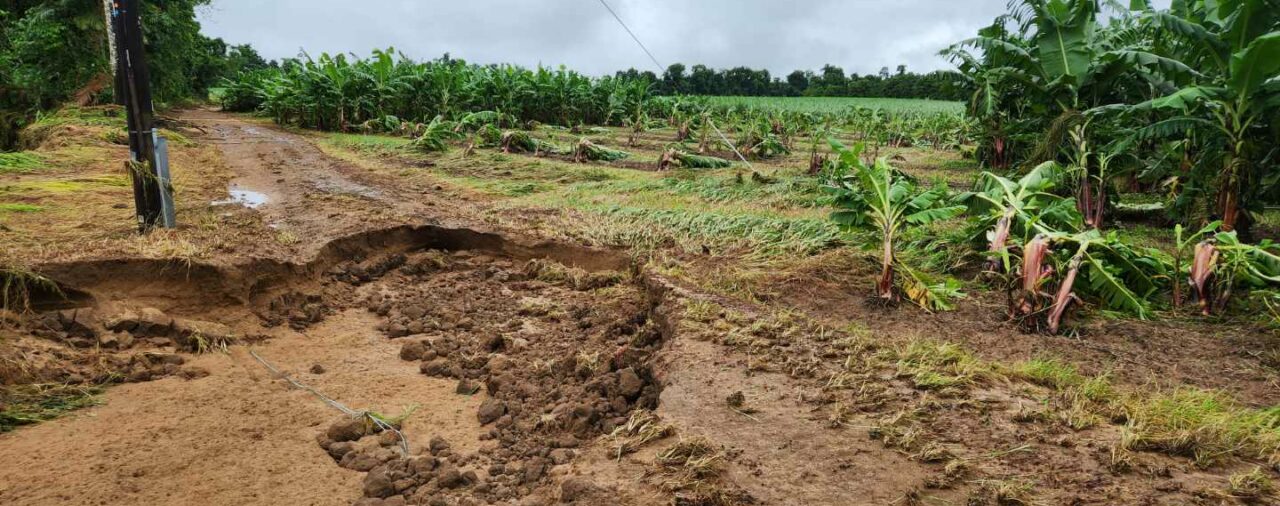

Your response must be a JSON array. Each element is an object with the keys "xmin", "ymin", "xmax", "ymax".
[
  {"xmin": 1125, "ymin": 390, "xmax": 1280, "ymax": 467},
  {"xmin": 0, "ymin": 384, "xmax": 101, "ymax": 432},
  {"xmin": 890, "ymin": 339, "xmax": 998, "ymax": 392},
  {"xmin": 0, "ymin": 203, "xmax": 43, "ymax": 213},
  {"xmin": 0, "ymin": 152, "xmax": 45, "ymax": 174}
]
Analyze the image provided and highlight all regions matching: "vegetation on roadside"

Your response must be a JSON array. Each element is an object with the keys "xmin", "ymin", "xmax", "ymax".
[
  {"xmin": 0, "ymin": 384, "xmax": 101, "ymax": 432},
  {"xmin": 0, "ymin": 0, "xmax": 269, "ymax": 149}
]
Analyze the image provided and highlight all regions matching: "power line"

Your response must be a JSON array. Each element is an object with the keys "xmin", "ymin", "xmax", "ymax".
[
  {"xmin": 596, "ymin": 0, "xmax": 664, "ymax": 72},
  {"xmin": 593, "ymin": 0, "xmax": 753, "ymax": 169}
]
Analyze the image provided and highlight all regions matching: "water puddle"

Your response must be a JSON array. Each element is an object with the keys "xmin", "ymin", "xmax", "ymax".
[{"xmin": 212, "ymin": 185, "xmax": 269, "ymax": 209}]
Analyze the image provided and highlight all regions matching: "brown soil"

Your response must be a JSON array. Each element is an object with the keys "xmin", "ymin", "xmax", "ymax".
[{"xmin": 1, "ymin": 110, "xmax": 1276, "ymax": 506}]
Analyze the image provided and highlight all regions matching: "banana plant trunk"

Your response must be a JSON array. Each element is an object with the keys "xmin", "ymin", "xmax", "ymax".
[
  {"xmin": 1078, "ymin": 175, "xmax": 1105, "ymax": 229},
  {"xmin": 808, "ymin": 152, "xmax": 827, "ymax": 175},
  {"xmin": 1219, "ymin": 174, "xmax": 1240, "ymax": 232},
  {"xmin": 985, "ymin": 207, "xmax": 1016, "ymax": 272},
  {"xmin": 1047, "ymin": 255, "xmax": 1083, "ymax": 334},
  {"xmin": 1013, "ymin": 236, "xmax": 1051, "ymax": 320},
  {"xmin": 1190, "ymin": 240, "xmax": 1219, "ymax": 316},
  {"xmin": 877, "ymin": 230, "xmax": 895, "ymax": 301}
]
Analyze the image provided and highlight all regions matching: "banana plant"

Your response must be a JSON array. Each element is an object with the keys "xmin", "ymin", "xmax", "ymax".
[
  {"xmin": 806, "ymin": 121, "xmax": 836, "ymax": 175},
  {"xmin": 573, "ymin": 138, "xmax": 629, "ymax": 163},
  {"xmin": 826, "ymin": 142, "xmax": 967, "ymax": 310},
  {"xmin": 657, "ymin": 147, "xmax": 731, "ymax": 170},
  {"xmin": 960, "ymin": 161, "xmax": 1080, "ymax": 272},
  {"xmin": 1188, "ymin": 231, "xmax": 1280, "ymax": 315},
  {"xmin": 1125, "ymin": 1, "xmax": 1280, "ymax": 232},
  {"xmin": 1173, "ymin": 221, "xmax": 1221, "ymax": 310},
  {"xmin": 1012, "ymin": 229, "xmax": 1164, "ymax": 333},
  {"xmin": 407, "ymin": 116, "xmax": 460, "ymax": 153}
]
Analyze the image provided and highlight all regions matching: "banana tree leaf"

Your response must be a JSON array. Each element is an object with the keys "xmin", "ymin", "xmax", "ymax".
[
  {"xmin": 1220, "ymin": 0, "xmax": 1278, "ymax": 54},
  {"xmin": 1083, "ymin": 253, "xmax": 1150, "ymax": 318},
  {"xmin": 1132, "ymin": 86, "xmax": 1229, "ymax": 111},
  {"xmin": 1145, "ymin": 12, "xmax": 1230, "ymax": 65},
  {"xmin": 1229, "ymin": 31, "xmax": 1280, "ymax": 97},
  {"xmin": 1108, "ymin": 50, "xmax": 1206, "ymax": 80},
  {"xmin": 1034, "ymin": 0, "xmax": 1096, "ymax": 83},
  {"xmin": 904, "ymin": 206, "xmax": 966, "ymax": 226}
]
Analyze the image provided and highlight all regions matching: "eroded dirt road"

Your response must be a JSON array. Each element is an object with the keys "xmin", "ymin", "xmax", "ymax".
[
  {"xmin": 0, "ymin": 111, "xmax": 492, "ymax": 505},
  {"xmin": 3, "ymin": 111, "xmax": 1272, "ymax": 506}
]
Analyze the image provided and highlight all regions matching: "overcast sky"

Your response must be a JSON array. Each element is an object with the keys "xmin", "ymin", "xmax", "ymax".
[{"xmin": 196, "ymin": 0, "xmax": 1015, "ymax": 77}]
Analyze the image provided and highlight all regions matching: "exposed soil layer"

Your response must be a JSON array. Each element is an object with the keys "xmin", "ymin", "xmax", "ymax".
[{"xmin": 1, "ymin": 223, "xmax": 655, "ymax": 505}]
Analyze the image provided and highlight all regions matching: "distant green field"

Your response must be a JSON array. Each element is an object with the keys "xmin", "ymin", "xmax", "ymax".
[{"xmin": 705, "ymin": 96, "xmax": 965, "ymax": 115}]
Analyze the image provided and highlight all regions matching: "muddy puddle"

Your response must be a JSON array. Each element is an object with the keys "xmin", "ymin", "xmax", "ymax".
[
  {"xmin": 15, "ymin": 225, "xmax": 668, "ymax": 505},
  {"xmin": 212, "ymin": 185, "xmax": 269, "ymax": 208}
]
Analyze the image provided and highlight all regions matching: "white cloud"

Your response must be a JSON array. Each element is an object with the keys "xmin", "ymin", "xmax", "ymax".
[{"xmin": 196, "ymin": 0, "xmax": 1011, "ymax": 76}]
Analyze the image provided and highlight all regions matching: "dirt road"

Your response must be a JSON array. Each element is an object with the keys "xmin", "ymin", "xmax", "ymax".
[{"xmin": 0, "ymin": 111, "xmax": 493, "ymax": 505}]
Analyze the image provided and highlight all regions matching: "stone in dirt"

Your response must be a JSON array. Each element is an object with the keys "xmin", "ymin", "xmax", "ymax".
[
  {"xmin": 477, "ymin": 398, "xmax": 506, "ymax": 425},
  {"xmin": 310, "ymin": 364, "xmax": 326, "ymax": 374},
  {"xmin": 102, "ymin": 309, "xmax": 140, "ymax": 332},
  {"xmin": 559, "ymin": 477, "xmax": 600, "ymax": 503},
  {"xmin": 456, "ymin": 379, "xmax": 481, "ymax": 395},
  {"xmin": 420, "ymin": 358, "xmax": 453, "ymax": 377},
  {"xmin": 399, "ymin": 340, "xmax": 428, "ymax": 361},
  {"xmin": 616, "ymin": 367, "xmax": 644, "ymax": 399},
  {"xmin": 134, "ymin": 307, "xmax": 175, "ymax": 336},
  {"xmin": 363, "ymin": 466, "xmax": 396, "ymax": 498},
  {"xmin": 59, "ymin": 308, "xmax": 99, "ymax": 338},
  {"xmin": 435, "ymin": 463, "xmax": 466, "ymax": 489},
  {"xmin": 428, "ymin": 436, "xmax": 451, "ymax": 455},
  {"xmin": 97, "ymin": 332, "xmax": 120, "ymax": 349},
  {"xmin": 327, "ymin": 441, "xmax": 357, "ymax": 460},
  {"xmin": 327, "ymin": 416, "xmax": 373, "ymax": 442}
]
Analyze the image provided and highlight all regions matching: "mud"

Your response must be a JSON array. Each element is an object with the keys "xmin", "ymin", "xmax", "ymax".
[{"xmin": 2, "ymin": 222, "xmax": 668, "ymax": 505}]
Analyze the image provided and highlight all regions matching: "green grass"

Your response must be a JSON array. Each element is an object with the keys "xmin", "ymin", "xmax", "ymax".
[
  {"xmin": 0, "ymin": 203, "xmax": 44, "ymax": 213},
  {"xmin": 705, "ymin": 96, "xmax": 965, "ymax": 115},
  {"xmin": 0, "ymin": 384, "xmax": 101, "ymax": 432},
  {"xmin": 0, "ymin": 152, "xmax": 46, "ymax": 174},
  {"xmin": 326, "ymin": 132, "xmax": 412, "ymax": 153},
  {"xmin": 1014, "ymin": 358, "xmax": 1086, "ymax": 389},
  {"xmin": 1125, "ymin": 389, "xmax": 1280, "ymax": 467},
  {"xmin": 890, "ymin": 339, "xmax": 996, "ymax": 392}
]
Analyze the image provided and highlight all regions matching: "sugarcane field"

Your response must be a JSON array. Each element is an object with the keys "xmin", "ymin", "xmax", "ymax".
[{"xmin": 1, "ymin": 1, "xmax": 1279, "ymax": 504}]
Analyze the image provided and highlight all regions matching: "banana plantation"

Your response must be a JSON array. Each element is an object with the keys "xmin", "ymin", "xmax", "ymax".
[
  {"xmin": 4, "ymin": 0, "xmax": 1280, "ymax": 504},
  {"xmin": 217, "ymin": 0, "xmax": 1280, "ymax": 334}
]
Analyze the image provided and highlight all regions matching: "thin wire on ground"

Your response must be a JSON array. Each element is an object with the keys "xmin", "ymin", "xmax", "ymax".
[{"xmin": 248, "ymin": 349, "xmax": 411, "ymax": 455}]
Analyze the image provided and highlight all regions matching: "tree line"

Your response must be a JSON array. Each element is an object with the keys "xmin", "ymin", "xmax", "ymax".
[
  {"xmin": 0, "ymin": 0, "xmax": 268, "ymax": 148},
  {"xmin": 615, "ymin": 63, "xmax": 971, "ymax": 101}
]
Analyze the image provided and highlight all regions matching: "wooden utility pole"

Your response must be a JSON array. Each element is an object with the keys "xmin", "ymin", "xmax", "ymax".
[{"xmin": 108, "ymin": 0, "xmax": 172, "ymax": 231}]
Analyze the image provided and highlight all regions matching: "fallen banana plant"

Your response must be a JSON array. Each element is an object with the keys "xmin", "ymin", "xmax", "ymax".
[
  {"xmin": 407, "ymin": 116, "xmax": 461, "ymax": 153},
  {"xmin": 573, "ymin": 138, "xmax": 629, "ymax": 163},
  {"xmin": 1189, "ymin": 231, "xmax": 1280, "ymax": 316},
  {"xmin": 657, "ymin": 147, "xmax": 732, "ymax": 170},
  {"xmin": 1010, "ymin": 230, "xmax": 1163, "ymax": 334}
]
